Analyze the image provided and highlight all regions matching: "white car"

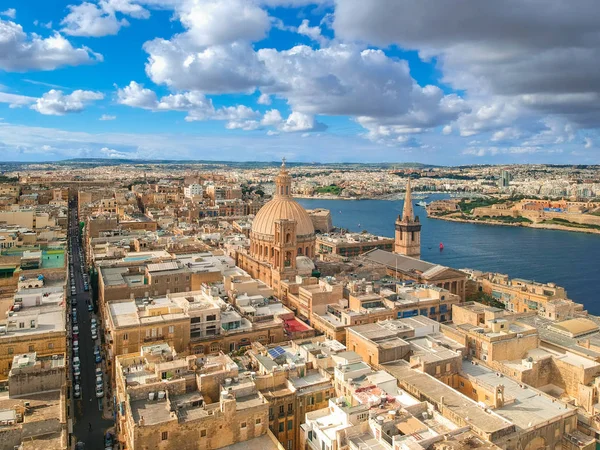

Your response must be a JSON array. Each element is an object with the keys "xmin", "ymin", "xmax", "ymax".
[
  {"xmin": 96, "ymin": 376, "xmax": 103, "ymax": 387},
  {"xmin": 95, "ymin": 367, "xmax": 103, "ymax": 377},
  {"xmin": 91, "ymin": 318, "xmax": 97, "ymax": 327},
  {"xmin": 73, "ymin": 340, "xmax": 79, "ymax": 350},
  {"xmin": 91, "ymin": 329, "xmax": 98, "ymax": 340},
  {"xmin": 96, "ymin": 386, "xmax": 104, "ymax": 398},
  {"xmin": 74, "ymin": 384, "xmax": 81, "ymax": 399},
  {"xmin": 73, "ymin": 356, "xmax": 81, "ymax": 369}
]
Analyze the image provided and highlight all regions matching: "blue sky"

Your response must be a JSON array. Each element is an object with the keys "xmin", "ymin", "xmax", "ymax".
[{"xmin": 0, "ymin": 0, "xmax": 598, "ymax": 164}]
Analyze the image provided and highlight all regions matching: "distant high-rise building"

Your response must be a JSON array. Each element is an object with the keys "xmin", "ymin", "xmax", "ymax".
[
  {"xmin": 499, "ymin": 170, "xmax": 511, "ymax": 188},
  {"xmin": 394, "ymin": 178, "xmax": 421, "ymax": 259}
]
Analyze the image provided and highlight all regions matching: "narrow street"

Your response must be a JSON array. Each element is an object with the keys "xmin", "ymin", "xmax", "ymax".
[{"xmin": 69, "ymin": 201, "xmax": 113, "ymax": 449}]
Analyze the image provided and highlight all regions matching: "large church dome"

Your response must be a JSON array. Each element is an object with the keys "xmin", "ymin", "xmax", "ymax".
[
  {"xmin": 249, "ymin": 159, "xmax": 316, "ymax": 266},
  {"xmin": 251, "ymin": 197, "xmax": 314, "ymax": 238}
]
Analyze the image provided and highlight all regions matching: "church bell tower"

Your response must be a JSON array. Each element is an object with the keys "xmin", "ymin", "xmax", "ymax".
[{"xmin": 394, "ymin": 178, "xmax": 421, "ymax": 259}]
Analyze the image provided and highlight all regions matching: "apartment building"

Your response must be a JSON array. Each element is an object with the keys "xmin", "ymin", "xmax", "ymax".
[
  {"xmin": 0, "ymin": 285, "xmax": 66, "ymax": 379},
  {"xmin": 114, "ymin": 344, "xmax": 282, "ymax": 450}
]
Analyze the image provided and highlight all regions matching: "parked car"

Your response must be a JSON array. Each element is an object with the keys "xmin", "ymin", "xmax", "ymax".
[
  {"xmin": 74, "ymin": 384, "xmax": 81, "ymax": 398},
  {"xmin": 73, "ymin": 366, "xmax": 81, "ymax": 378},
  {"xmin": 95, "ymin": 386, "xmax": 104, "ymax": 398},
  {"xmin": 91, "ymin": 318, "xmax": 97, "ymax": 327},
  {"xmin": 73, "ymin": 357, "xmax": 81, "ymax": 369},
  {"xmin": 73, "ymin": 339, "xmax": 79, "ymax": 349},
  {"xmin": 95, "ymin": 367, "xmax": 103, "ymax": 377},
  {"xmin": 104, "ymin": 432, "xmax": 113, "ymax": 450},
  {"xmin": 72, "ymin": 325, "xmax": 79, "ymax": 335},
  {"xmin": 96, "ymin": 376, "xmax": 103, "ymax": 388},
  {"xmin": 73, "ymin": 347, "xmax": 79, "ymax": 358},
  {"xmin": 91, "ymin": 329, "xmax": 98, "ymax": 340},
  {"xmin": 88, "ymin": 303, "xmax": 94, "ymax": 312}
]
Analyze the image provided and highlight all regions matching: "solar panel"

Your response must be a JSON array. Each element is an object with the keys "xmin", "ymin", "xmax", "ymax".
[{"xmin": 268, "ymin": 346, "xmax": 286, "ymax": 358}]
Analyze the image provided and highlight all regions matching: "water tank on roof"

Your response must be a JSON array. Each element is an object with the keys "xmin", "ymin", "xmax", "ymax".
[{"xmin": 37, "ymin": 274, "xmax": 44, "ymax": 280}]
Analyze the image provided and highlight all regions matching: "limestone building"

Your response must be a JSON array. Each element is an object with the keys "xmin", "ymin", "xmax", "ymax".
[
  {"xmin": 394, "ymin": 178, "xmax": 421, "ymax": 258},
  {"xmin": 237, "ymin": 159, "xmax": 316, "ymax": 297}
]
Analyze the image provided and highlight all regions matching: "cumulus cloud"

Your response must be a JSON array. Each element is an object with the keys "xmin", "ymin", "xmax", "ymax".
[
  {"xmin": 257, "ymin": 93, "xmax": 271, "ymax": 105},
  {"xmin": 61, "ymin": 0, "xmax": 151, "ymax": 37},
  {"xmin": 31, "ymin": 89, "xmax": 104, "ymax": 115},
  {"xmin": 61, "ymin": 2, "xmax": 129, "ymax": 37},
  {"xmin": 297, "ymin": 19, "xmax": 327, "ymax": 46},
  {"xmin": 176, "ymin": 0, "xmax": 270, "ymax": 46},
  {"xmin": 0, "ymin": 19, "xmax": 102, "ymax": 71},
  {"xmin": 144, "ymin": 40, "xmax": 270, "ymax": 93},
  {"xmin": 0, "ymin": 9, "xmax": 16, "ymax": 19},
  {"xmin": 333, "ymin": 0, "xmax": 600, "ymax": 129},
  {"xmin": 100, "ymin": 147, "xmax": 130, "ymax": 158},
  {"xmin": 280, "ymin": 111, "xmax": 326, "ymax": 132},
  {"xmin": 116, "ymin": 81, "xmax": 158, "ymax": 109},
  {"xmin": 584, "ymin": 137, "xmax": 593, "ymax": 149},
  {"xmin": 116, "ymin": 81, "xmax": 260, "ymax": 125},
  {"xmin": 100, "ymin": 114, "xmax": 116, "ymax": 120}
]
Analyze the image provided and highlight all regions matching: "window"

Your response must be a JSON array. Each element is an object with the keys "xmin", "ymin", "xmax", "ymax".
[
  {"xmin": 8, "ymin": 348, "xmax": 13, "ymax": 355},
  {"xmin": 191, "ymin": 317, "xmax": 201, "ymax": 324},
  {"xmin": 307, "ymin": 396, "xmax": 315, "ymax": 406},
  {"xmin": 256, "ymin": 418, "xmax": 261, "ymax": 425},
  {"xmin": 161, "ymin": 431, "xmax": 168, "ymax": 441},
  {"xmin": 316, "ymin": 393, "xmax": 322, "ymax": 403},
  {"xmin": 174, "ymin": 277, "xmax": 178, "ymax": 282},
  {"xmin": 287, "ymin": 420, "xmax": 293, "ymax": 431},
  {"xmin": 28, "ymin": 345, "xmax": 34, "ymax": 352},
  {"xmin": 308, "ymin": 431, "xmax": 313, "ymax": 441},
  {"xmin": 30, "ymin": 320, "xmax": 36, "ymax": 328},
  {"xmin": 472, "ymin": 388, "xmax": 477, "ymax": 394},
  {"xmin": 445, "ymin": 363, "xmax": 451, "ymax": 372},
  {"xmin": 241, "ymin": 422, "xmax": 247, "ymax": 429},
  {"xmin": 206, "ymin": 314, "xmax": 216, "ymax": 321},
  {"xmin": 288, "ymin": 403, "xmax": 293, "ymax": 413},
  {"xmin": 201, "ymin": 429, "xmax": 207, "ymax": 437},
  {"xmin": 123, "ymin": 333, "xmax": 128, "ymax": 341},
  {"xmin": 279, "ymin": 422, "xmax": 284, "ymax": 433},
  {"xmin": 288, "ymin": 440, "xmax": 293, "ymax": 450},
  {"xmin": 435, "ymin": 365, "xmax": 441, "ymax": 375},
  {"xmin": 168, "ymin": 326, "xmax": 175, "ymax": 334},
  {"xmin": 459, "ymin": 381, "xmax": 464, "ymax": 387},
  {"xmin": 210, "ymin": 343, "xmax": 220, "ymax": 352},
  {"xmin": 19, "ymin": 322, "xmax": 24, "ymax": 329},
  {"xmin": 48, "ymin": 342, "xmax": 54, "ymax": 349}
]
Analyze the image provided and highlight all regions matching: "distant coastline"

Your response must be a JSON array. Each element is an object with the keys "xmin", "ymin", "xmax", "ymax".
[{"xmin": 428, "ymin": 214, "xmax": 600, "ymax": 235}]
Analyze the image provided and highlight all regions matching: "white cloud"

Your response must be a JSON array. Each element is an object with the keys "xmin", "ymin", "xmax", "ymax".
[
  {"xmin": 61, "ymin": 0, "xmax": 151, "ymax": 37},
  {"xmin": 144, "ymin": 39, "xmax": 270, "ymax": 93},
  {"xmin": 100, "ymin": 147, "xmax": 131, "ymax": 158},
  {"xmin": 442, "ymin": 125, "xmax": 452, "ymax": 135},
  {"xmin": 257, "ymin": 93, "xmax": 271, "ymax": 105},
  {"xmin": 31, "ymin": 89, "xmax": 104, "ymax": 115},
  {"xmin": 103, "ymin": 0, "xmax": 150, "ymax": 19},
  {"xmin": 1, "ymin": 9, "xmax": 16, "ymax": 19},
  {"xmin": 100, "ymin": 114, "xmax": 116, "ymax": 120},
  {"xmin": 0, "ymin": 91, "xmax": 36, "ymax": 108},
  {"xmin": 0, "ymin": 19, "xmax": 102, "ymax": 71},
  {"xmin": 280, "ymin": 111, "xmax": 325, "ymax": 132},
  {"xmin": 116, "ymin": 81, "xmax": 158, "ymax": 109},
  {"xmin": 297, "ymin": 19, "xmax": 327, "ymax": 46},
  {"xmin": 176, "ymin": 0, "xmax": 270, "ymax": 47},
  {"xmin": 61, "ymin": 2, "xmax": 129, "ymax": 37},
  {"xmin": 585, "ymin": 137, "xmax": 593, "ymax": 149},
  {"xmin": 261, "ymin": 109, "xmax": 283, "ymax": 126},
  {"xmin": 116, "ymin": 81, "xmax": 261, "ymax": 124}
]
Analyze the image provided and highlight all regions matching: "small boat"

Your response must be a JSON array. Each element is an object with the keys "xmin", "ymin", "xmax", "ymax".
[
  {"xmin": 439, "ymin": 242, "xmax": 444, "ymax": 251},
  {"xmin": 357, "ymin": 223, "xmax": 361, "ymax": 227},
  {"xmin": 416, "ymin": 201, "xmax": 428, "ymax": 207}
]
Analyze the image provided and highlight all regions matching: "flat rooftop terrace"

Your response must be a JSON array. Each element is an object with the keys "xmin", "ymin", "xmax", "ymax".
[
  {"xmin": 461, "ymin": 361, "xmax": 575, "ymax": 430},
  {"xmin": 382, "ymin": 361, "xmax": 514, "ymax": 438}
]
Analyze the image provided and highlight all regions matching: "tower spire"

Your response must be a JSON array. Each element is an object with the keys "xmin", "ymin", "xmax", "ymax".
[
  {"xmin": 275, "ymin": 157, "xmax": 292, "ymax": 197},
  {"xmin": 402, "ymin": 177, "xmax": 414, "ymax": 221}
]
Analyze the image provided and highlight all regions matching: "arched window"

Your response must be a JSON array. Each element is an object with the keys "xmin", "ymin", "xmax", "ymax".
[
  {"xmin": 286, "ymin": 233, "xmax": 291, "ymax": 243},
  {"xmin": 398, "ymin": 230, "xmax": 403, "ymax": 240},
  {"xmin": 298, "ymin": 247, "xmax": 303, "ymax": 255}
]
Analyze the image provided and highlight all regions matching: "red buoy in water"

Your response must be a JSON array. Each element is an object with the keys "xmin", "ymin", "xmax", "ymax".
[{"xmin": 439, "ymin": 242, "xmax": 444, "ymax": 251}]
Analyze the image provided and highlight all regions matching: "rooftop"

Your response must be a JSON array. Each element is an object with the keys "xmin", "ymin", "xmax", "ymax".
[{"xmin": 461, "ymin": 361, "xmax": 575, "ymax": 430}]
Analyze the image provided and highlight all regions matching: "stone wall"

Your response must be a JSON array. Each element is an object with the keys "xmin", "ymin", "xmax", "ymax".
[{"xmin": 9, "ymin": 365, "xmax": 65, "ymax": 397}]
